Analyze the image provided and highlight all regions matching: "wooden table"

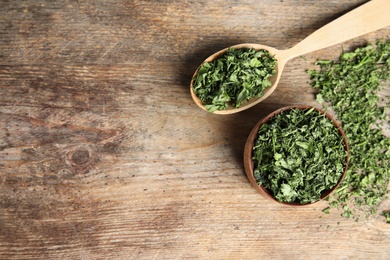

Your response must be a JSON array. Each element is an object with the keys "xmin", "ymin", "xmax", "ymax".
[{"xmin": 1, "ymin": 0, "xmax": 390, "ymax": 259}]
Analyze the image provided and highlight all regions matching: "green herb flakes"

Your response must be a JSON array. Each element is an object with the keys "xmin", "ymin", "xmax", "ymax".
[
  {"xmin": 308, "ymin": 39, "xmax": 390, "ymax": 220},
  {"xmin": 252, "ymin": 108, "xmax": 347, "ymax": 204},
  {"xmin": 192, "ymin": 48, "xmax": 277, "ymax": 112},
  {"xmin": 381, "ymin": 211, "xmax": 390, "ymax": 223},
  {"xmin": 323, "ymin": 207, "xmax": 330, "ymax": 214}
]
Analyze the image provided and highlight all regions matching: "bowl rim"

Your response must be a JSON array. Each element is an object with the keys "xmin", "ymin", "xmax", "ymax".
[{"xmin": 243, "ymin": 105, "xmax": 349, "ymax": 206}]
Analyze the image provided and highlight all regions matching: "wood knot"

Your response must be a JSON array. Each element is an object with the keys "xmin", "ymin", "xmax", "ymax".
[
  {"xmin": 66, "ymin": 146, "xmax": 97, "ymax": 174},
  {"xmin": 71, "ymin": 149, "xmax": 90, "ymax": 165}
]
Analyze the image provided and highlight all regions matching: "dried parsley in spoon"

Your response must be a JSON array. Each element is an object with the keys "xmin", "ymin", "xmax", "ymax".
[
  {"xmin": 308, "ymin": 39, "xmax": 390, "ymax": 220},
  {"xmin": 192, "ymin": 48, "xmax": 277, "ymax": 112}
]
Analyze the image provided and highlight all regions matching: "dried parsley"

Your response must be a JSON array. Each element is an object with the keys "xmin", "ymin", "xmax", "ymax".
[
  {"xmin": 308, "ymin": 39, "xmax": 390, "ymax": 220},
  {"xmin": 192, "ymin": 48, "xmax": 277, "ymax": 112},
  {"xmin": 382, "ymin": 211, "xmax": 390, "ymax": 223},
  {"xmin": 252, "ymin": 108, "xmax": 347, "ymax": 204}
]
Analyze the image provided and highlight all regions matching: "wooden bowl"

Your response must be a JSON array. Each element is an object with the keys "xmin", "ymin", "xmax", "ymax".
[{"xmin": 243, "ymin": 105, "xmax": 349, "ymax": 206}]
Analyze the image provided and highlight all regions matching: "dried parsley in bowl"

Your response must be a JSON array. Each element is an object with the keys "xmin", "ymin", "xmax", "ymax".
[
  {"xmin": 251, "ymin": 107, "xmax": 348, "ymax": 205},
  {"xmin": 192, "ymin": 48, "xmax": 277, "ymax": 112}
]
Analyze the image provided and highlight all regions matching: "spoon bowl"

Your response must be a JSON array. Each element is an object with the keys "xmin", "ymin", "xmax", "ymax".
[
  {"xmin": 190, "ymin": 0, "xmax": 390, "ymax": 114},
  {"xmin": 190, "ymin": 43, "xmax": 282, "ymax": 114}
]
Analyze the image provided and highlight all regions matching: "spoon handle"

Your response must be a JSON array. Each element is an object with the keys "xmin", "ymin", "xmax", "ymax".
[{"xmin": 281, "ymin": 0, "xmax": 390, "ymax": 60}]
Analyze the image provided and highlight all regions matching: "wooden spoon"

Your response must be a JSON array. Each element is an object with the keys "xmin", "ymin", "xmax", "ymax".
[{"xmin": 190, "ymin": 0, "xmax": 390, "ymax": 114}]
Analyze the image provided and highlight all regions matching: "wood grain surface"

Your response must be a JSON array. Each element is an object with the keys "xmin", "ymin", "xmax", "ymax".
[{"xmin": 1, "ymin": 0, "xmax": 390, "ymax": 259}]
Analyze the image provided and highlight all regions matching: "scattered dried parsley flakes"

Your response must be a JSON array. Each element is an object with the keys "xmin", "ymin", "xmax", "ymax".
[{"xmin": 308, "ymin": 39, "xmax": 390, "ymax": 221}]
